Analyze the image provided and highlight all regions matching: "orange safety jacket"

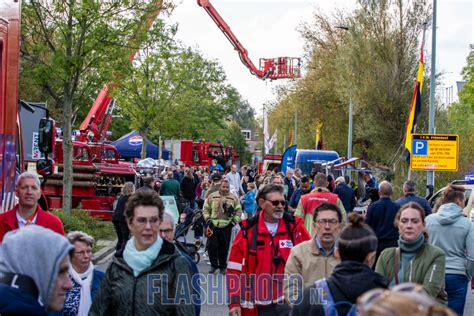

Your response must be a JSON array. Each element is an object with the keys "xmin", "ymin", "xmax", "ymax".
[{"xmin": 226, "ymin": 210, "xmax": 310, "ymax": 315}]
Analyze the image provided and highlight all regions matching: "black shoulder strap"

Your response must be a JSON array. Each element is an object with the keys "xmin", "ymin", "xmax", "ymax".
[
  {"xmin": 283, "ymin": 211, "xmax": 295, "ymax": 245},
  {"xmin": 394, "ymin": 247, "xmax": 400, "ymax": 285}
]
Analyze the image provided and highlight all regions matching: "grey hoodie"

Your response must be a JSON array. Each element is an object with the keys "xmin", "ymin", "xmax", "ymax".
[
  {"xmin": 0, "ymin": 225, "xmax": 73, "ymax": 309},
  {"xmin": 426, "ymin": 202, "xmax": 474, "ymax": 277}
]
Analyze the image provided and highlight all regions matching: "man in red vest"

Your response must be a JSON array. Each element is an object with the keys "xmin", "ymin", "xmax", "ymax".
[
  {"xmin": 0, "ymin": 172, "xmax": 64, "ymax": 242},
  {"xmin": 227, "ymin": 184, "xmax": 310, "ymax": 316},
  {"xmin": 295, "ymin": 173, "xmax": 346, "ymax": 235}
]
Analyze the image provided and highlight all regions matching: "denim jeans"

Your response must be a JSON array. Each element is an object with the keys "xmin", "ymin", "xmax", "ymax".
[{"xmin": 445, "ymin": 273, "xmax": 469, "ymax": 315}]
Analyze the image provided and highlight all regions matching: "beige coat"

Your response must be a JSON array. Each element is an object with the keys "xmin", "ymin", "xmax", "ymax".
[{"xmin": 284, "ymin": 238, "xmax": 340, "ymax": 304}]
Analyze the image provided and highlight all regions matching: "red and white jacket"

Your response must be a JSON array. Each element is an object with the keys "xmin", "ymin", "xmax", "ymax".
[
  {"xmin": 0, "ymin": 205, "xmax": 64, "ymax": 242},
  {"xmin": 226, "ymin": 210, "xmax": 310, "ymax": 315}
]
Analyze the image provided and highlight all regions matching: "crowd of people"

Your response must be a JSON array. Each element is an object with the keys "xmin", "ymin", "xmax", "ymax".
[{"xmin": 0, "ymin": 164, "xmax": 472, "ymax": 316}]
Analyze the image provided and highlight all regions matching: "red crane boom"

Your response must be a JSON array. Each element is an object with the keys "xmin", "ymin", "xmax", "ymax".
[
  {"xmin": 79, "ymin": 0, "xmax": 164, "ymax": 143},
  {"xmin": 197, "ymin": 0, "xmax": 302, "ymax": 80}
]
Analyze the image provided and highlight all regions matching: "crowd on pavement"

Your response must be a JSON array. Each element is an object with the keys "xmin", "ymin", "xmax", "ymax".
[{"xmin": 0, "ymin": 163, "xmax": 472, "ymax": 315}]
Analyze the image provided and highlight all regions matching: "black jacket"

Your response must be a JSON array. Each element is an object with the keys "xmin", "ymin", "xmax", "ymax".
[
  {"xmin": 181, "ymin": 176, "xmax": 196, "ymax": 201},
  {"xmin": 365, "ymin": 197, "xmax": 400, "ymax": 241},
  {"xmin": 90, "ymin": 240, "xmax": 195, "ymax": 316},
  {"xmin": 395, "ymin": 194, "xmax": 432, "ymax": 216},
  {"xmin": 112, "ymin": 195, "xmax": 129, "ymax": 223},
  {"xmin": 334, "ymin": 184, "xmax": 357, "ymax": 212},
  {"xmin": 291, "ymin": 261, "xmax": 389, "ymax": 315}
]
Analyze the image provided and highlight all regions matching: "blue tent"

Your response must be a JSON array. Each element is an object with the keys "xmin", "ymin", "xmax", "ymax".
[{"xmin": 112, "ymin": 131, "xmax": 159, "ymax": 159}]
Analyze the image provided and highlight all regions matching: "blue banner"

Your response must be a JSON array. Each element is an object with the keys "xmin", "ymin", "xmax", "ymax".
[{"xmin": 281, "ymin": 145, "xmax": 297, "ymax": 174}]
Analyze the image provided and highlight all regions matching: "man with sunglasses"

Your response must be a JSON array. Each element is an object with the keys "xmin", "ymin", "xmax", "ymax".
[
  {"xmin": 285, "ymin": 202, "xmax": 342, "ymax": 305},
  {"xmin": 227, "ymin": 184, "xmax": 310, "ymax": 316}
]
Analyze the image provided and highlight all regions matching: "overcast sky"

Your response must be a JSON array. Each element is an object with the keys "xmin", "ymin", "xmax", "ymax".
[{"xmin": 167, "ymin": 0, "xmax": 473, "ymax": 112}]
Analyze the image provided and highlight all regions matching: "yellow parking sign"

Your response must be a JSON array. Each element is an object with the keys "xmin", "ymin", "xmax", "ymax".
[{"xmin": 410, "ymin": 134, "xmax": 459, "ymax": 171}]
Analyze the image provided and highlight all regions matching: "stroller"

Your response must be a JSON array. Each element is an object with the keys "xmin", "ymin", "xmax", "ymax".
[{"xmin": 174, "ymin": 209, "xmax": 204, "ymax": 264}]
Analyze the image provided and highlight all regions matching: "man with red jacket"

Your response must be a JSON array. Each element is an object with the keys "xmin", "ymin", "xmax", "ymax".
[
  {"xmin": 227, "ymin": 184, "xmax": 310, "ymax": 316},
  {"xmin": 0, "ymin": 172, "xmax": 64, "ymax": 242},
  {"xmin": 296, "ymin": 173, "xmax": 346, "ymax": 235}
]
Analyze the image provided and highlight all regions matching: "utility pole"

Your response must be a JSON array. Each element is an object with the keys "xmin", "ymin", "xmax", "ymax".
[
  {"xmin": 348, "ymin": 97, "xmax": 353, "ymax": 159},
  {"xmin": 262, "ymin": 104, "xmax": 266, "ymax": 155},
  {"xmin": 427, "ymin": 0, "xmax": 437, "ymax": 193},
  {"xmin": 294, "ymin": 108, "xmax": 298, "ymax": 146},
  {"xmin": 347, "ymin": 97, "xmax": 353, "ymax": 181}
]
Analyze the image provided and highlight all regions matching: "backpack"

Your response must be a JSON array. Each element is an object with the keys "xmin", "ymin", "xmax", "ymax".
[{"xmin": 314, "ymin": 278, "xmax": 357, "ymax": 316}]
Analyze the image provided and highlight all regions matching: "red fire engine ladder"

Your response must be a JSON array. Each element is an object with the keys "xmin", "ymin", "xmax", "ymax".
[
  {"xmin": 197, "ymin": 0, "xmax": 302, "ymax": 80},
  {"xmin": 79, "ymin": 0, "xmax": 164, "ymax": 143}
]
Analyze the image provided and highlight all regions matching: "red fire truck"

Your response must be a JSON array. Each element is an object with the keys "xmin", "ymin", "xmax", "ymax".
[
  {"xmin": 165, "ymin": 140, "xmax": 238, "ymax": 169},
  {"xmin": 0, "ymin": 0, "xmax": 22, "ymax": 213}
]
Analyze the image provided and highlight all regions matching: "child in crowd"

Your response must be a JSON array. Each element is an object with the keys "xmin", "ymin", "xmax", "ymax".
[{"xmin": 243, "ymin": 182, "xmax": 257, "ymax": 218}]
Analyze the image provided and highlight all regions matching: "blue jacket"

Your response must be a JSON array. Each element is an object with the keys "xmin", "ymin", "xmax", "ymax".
[
  {"xmin": 289, "ymin": 184, "xmax": 314, "ymax": 209},
  {"xmin": 284, "ymin": 177, "xmax": 297, "ymax": 201},
  {"xmin": 395, "ymin": 194, "xmax": 432, "ymax": 216},
  {"xmin": 0, "ymin": 284, "xmax": 46, "ymax": 316},
  {"xmin": 244, "ymin": 190, "xmax": 257, "ymax": 214},
  {"xmin": 362, "ymin": 177, "xmax": 379, "ymax": 202},
  {"xmin": 365, "ymin": 197, "xmax": 399, "ymax": 241},
  {"xmin": 334, "ymin": 184, "xmax": 357, "ymax": 212},
  {"xmin": 426, "ymin": 203, "xmax": 474, "ymax": 278}
]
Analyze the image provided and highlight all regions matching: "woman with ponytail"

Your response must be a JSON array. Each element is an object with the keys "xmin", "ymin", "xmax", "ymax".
[{"xmin": 291, "ymin": 212, "xmax": 389, "ymax": 315}]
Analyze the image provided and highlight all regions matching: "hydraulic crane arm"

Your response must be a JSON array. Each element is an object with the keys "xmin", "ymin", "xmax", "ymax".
[
  {"xmin": 79, "ymin": 0, "xmax": 164, "ymax": 143},
  {"xmin": 197, "ymin": 0, "xmax": 301, "ymax": 80}
]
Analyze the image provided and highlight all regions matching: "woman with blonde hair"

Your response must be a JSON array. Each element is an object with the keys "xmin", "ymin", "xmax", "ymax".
[
  {"xmin": 112, "ymin": 182, "xmax": 135, "ymax": 251},
  {"xmin": 357, "ymin": 283, "xmax": 456, "ymax": 316}
]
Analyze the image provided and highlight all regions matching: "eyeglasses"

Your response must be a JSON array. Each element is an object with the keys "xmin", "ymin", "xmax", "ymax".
[
  {"xmin": 316, "ymin": 219, "xmax": 339, "ymax": 226},
  {"xmin": 267, "ymin": 199, "xmax": 286, "ymax": 207},
  {"xmin": 74, "ymin": 250, "xmax": 92, "ymax": 257},
  {"xmin": 135, "ymin": 216, "xmax": 160, "ymax": 226},
  {"xmin": 159, "ymin": 228, "xmax": 174, "ymax": 234}
]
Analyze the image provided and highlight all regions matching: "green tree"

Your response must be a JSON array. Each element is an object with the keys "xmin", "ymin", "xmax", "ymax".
[
  {"xmin": 435, "ymin": 46, "xmax": 474, "ymax": 186},
  {"xmin": 269, "ymin": 0, "xmax": 432, "ymax": 186},
  {"xmin": 449, "ymin": 46, "xmax": 474, "ymax": 176},
  {"xmin": 20, "ymin": 0, "xmax": 169, "ymax": 213},
  {"xmin": 116, "ymin": 26, "xmax": 251, "ymax": 158}
]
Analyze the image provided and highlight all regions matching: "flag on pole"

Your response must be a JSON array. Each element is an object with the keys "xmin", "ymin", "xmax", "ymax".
[
  {"xmin": 268, "ymin": 129, "xmax": 278, "ymax": 150},
  {"xmin": 263, "ymin": 109, "xmax": 270, "ymax": 154},
  {"xmin": 317, "ymin": 135, "xmax": 324, "ymax": 150},
  {"xmin": 315, "ymin": 123, "xmax": 323, "ymax": 150},
  {"xmin": 288, "ymin": 129, "xmax": 293, "ymax": 146},
  {"xmin": 405, "ymin": 27, "xmax": 426, "ymax": 163}
]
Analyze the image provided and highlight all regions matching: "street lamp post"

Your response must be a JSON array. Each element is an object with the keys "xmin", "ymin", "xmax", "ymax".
[
  {"xmin": 336, "ymin": 25, "xmax": 354, "ymax": 180},
  {"xmin": 427, "ymin": 0, "xmax": 437, "ymax": 193},
  {"xmin": 348, "ymin": 97, "xmax": 353, "ymax": 160}
]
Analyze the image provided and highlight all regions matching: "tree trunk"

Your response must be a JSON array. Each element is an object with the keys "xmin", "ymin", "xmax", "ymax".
[
  {"xmin": 62, "ymin": 83, "xmax": 74, "ymax": 215},
  {"xmin": 141, "ymin": 130, "xmax": 148, "ymax": 159}
]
